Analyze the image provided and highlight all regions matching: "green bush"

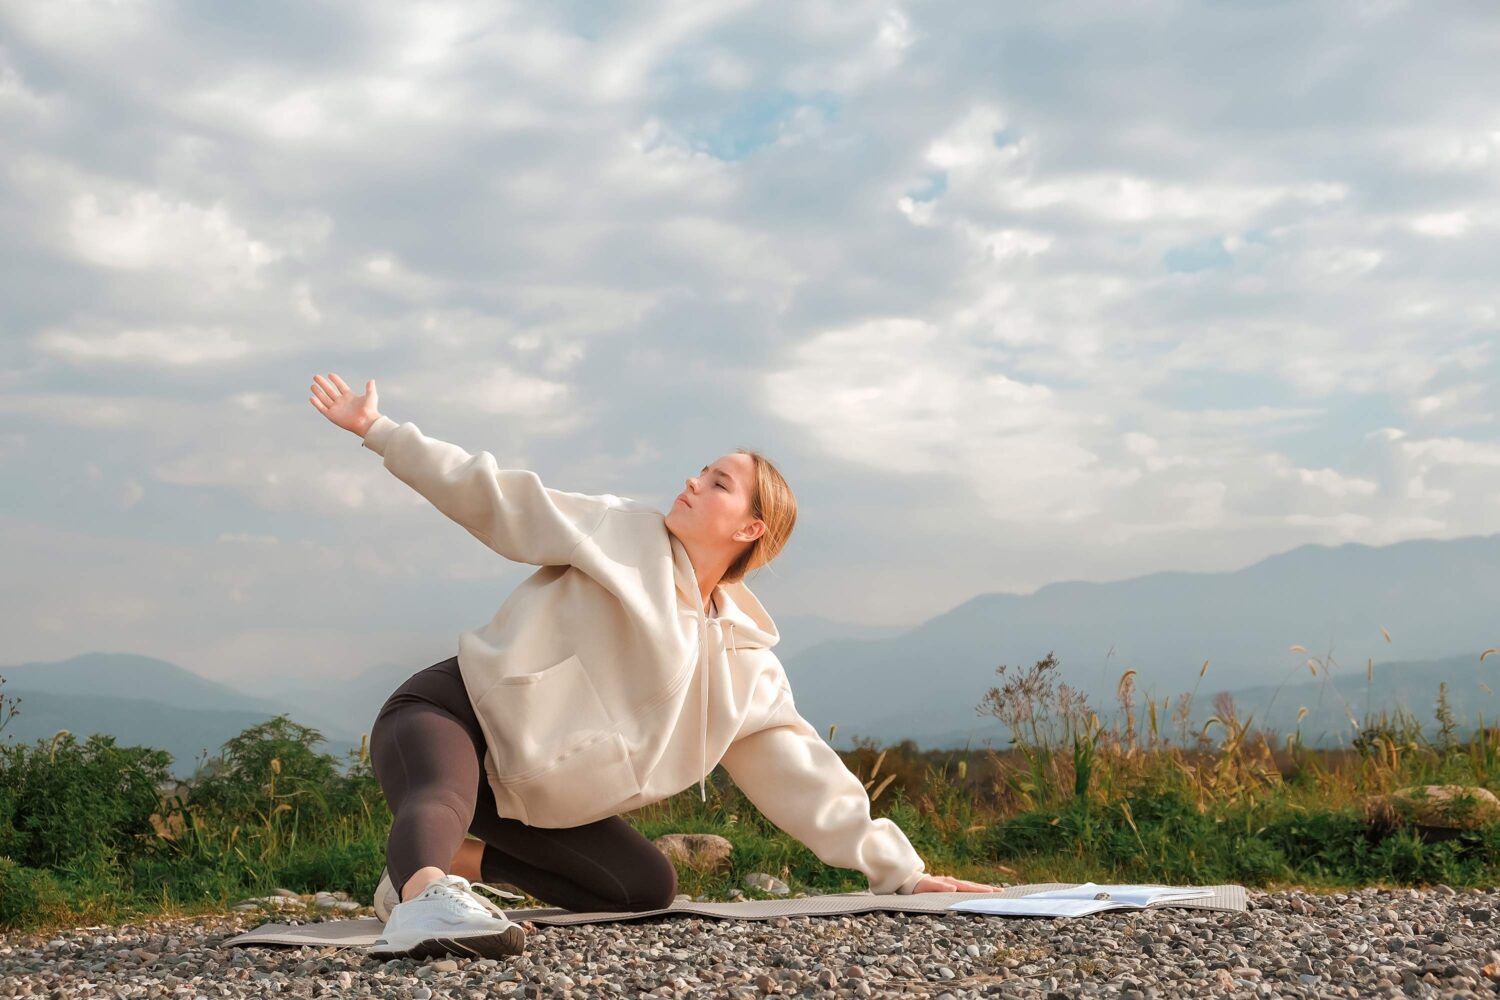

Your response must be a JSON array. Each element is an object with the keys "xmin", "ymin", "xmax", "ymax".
[
  {"xmin": 274, "ymin": 839, "xmax": 386, "ymax": 899},
  {"xmin": 127, "ymin": 853, "xmax": 243, "ymax": 908},
  {"xmin": 878, "ymin": 789, "xmax": 941, "ymax": 856},
  {"xmin": 0, "ymin": 733, "xmax": 172, "ymax": 870},
  {"xmin": 1254, "ymin": 809, "xmax": 1372, "ymax": 878},
  {"xmin": 188, "ymin": 716, "xmax": 342, "ymax": 824},
  {"xmin": 5, "ymin": 691, "xmax": 1500, "ymax": 933},
  {"xmin": 0, "ymin": 856, "xmax": 70, "ymax": 926},
  {"xmin": 984, "ymin": 805, "xmax": 1078, "ymax": 857},
  {"xmin": 1223, "ymin": 830, "xmax": 1289, "ymax": 883}
]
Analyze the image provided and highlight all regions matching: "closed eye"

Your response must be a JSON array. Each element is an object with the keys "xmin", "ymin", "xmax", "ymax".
[{"xmin": 700, "ymin": 465, "xmax": 733, "ymax": 490}]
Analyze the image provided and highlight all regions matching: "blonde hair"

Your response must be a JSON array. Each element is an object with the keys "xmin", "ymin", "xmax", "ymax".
[{"xmin": 721, "ymin": 448, "xmax": 796, "ymax": 585}]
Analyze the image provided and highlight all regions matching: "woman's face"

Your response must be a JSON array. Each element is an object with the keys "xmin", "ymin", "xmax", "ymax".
[{"xmin": 666, "ymin": 452, "xmax": 759, "ymax": 545}]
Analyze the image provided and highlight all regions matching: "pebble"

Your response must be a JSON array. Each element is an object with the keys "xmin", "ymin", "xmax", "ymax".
[
  {"xmin": 743, "ymin": 872, "xmax": 791, "ymax": 896},
  {"xmin": 2, "ymin": 886, "xmax": 1498, "ymax": 998}
]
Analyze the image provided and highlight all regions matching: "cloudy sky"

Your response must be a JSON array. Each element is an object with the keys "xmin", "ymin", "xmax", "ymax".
[{"xmin": 2, "ymin": 0, "xmax": 1498, "ymax": 687}]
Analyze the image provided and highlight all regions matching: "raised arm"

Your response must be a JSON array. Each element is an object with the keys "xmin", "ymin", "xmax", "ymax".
[
  {"xmin": 358, "ymin": 414, "xmax": 611, "ymax": 567},
  {"xmin": 717, "ymin": 699, "xmax": 928, "ymax": 895}
]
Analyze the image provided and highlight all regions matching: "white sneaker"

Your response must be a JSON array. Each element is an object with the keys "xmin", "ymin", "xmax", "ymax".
[
  {"xmin": 375, "ymin": 866, "xmax": 527, "ymax": 922},
  {"xmin": 367, "ymin": 874, "xmax": 527, "ymax": 960}
]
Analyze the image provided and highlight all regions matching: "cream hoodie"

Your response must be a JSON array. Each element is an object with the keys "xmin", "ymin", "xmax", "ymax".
[{"xmin": 359, "ymin": 415, "xmax": 929, "ymax": 895}]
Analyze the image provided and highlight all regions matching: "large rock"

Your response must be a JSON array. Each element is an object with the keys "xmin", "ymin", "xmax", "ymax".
[
  {"xmin": 1364, "ymin": 784, "xmax": 1500, "ymax": 838},
  {"xmin": 652, "ymin": 833, "xmax": 733, "ymax": 875}
]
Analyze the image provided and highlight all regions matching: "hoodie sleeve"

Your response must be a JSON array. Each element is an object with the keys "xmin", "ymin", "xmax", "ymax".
[
  {"xmin": 360, "ymin": 415, "xmax": 611, "ymax": 567},
  {"xmin": 717, "ymin": 699, "xmax": 928, "ymax": 895}
]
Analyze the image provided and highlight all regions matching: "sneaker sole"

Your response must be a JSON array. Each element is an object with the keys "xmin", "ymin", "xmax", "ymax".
[{"xmin": 367, "ymin": 923, "xmax": 526, "ymax": 960}]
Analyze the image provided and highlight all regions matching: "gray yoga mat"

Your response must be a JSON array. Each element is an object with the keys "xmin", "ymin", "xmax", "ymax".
[{"xmin": 222, "ymin": 883, "xmax": 1248, "ymax": 948}]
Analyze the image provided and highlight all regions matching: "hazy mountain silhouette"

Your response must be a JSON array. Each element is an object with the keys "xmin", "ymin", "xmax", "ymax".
[
  {"xmin": 0, "ymin": 689, "xmax": 361, "ymax": 779},
  {"xmin": 850, "ymin": 651, "xmax": 1498, "ymax": 754},
  {"xmin": 0, "ymin": 652, "xmax": 361, "ymax": 778},
  {"xmin": 208, "ymin": 615, "xmax": 915, "ymax": 737},
  {"xmin": 7, "ymin": 532, "xmax": 1498, "ymax": 763},
  {"xmin": 784, "ymin": 533, "xmax": 1500, "ymax": 751},
  {"xmin": 0, "ymin": 652, "xmax": 315, "ymax": 717}
]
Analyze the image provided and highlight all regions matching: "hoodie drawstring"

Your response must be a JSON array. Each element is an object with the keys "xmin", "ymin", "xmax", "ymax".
[
  {"xmin": 702, "ymin": 621, "xmax": 738, "ymax": 799},
  {"xmin": 692, "ymin": 612, "xmax": 739, "ymax": 802},
  {"xmin": 700, "ymin": 614, "xmax": 708, "ymax": 801}
]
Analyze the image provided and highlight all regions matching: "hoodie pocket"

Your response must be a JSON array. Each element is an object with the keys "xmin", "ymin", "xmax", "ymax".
[
  {"xmin": 477, "ymin": 652, "xmax": 622, "ymax": 781},
  {"xmin": 500, "ymin": 731, "xmax": 642, "ymax": 828}
]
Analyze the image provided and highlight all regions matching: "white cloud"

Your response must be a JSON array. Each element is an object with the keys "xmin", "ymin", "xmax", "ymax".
[
  {"xmin": 1298, "ymin": 244, "xmax": 1383, "ymax": 278},
  {"xmin": 66, "ymin": 189, "xmax": 281, "ymax": 279},
  {"xmin": 923, "ymin": 105, "xmax": 1015, "ymax": 171},
  {"xmin": 0, "ymin": 47, "xmax": 57, "ymax": 118},
  {"xmin": 588, "ymin": 0, "xmax": 756, "ymax": 103},
  {"xmin": 763, "ymin": 317, "xmax": 1107, "ymax": 522},
  {"xmin": 1400, "ymin": 435, "xmax": 1500, "ymax": 468},
  {"xmin": 0, "ymin": 391, "xmax": 189, "ymax": 429},
  {"xmin": 217, "ymin": 532, "xmax": 281, "ymax": 545},
  {"xmin": 1292, "ymin": 466, "xmax": 1379, "ymax": 498},
  {"xmin": 919, "ymin": 104, "xmax": 1349, "ymax": 224},
  {"xmin": 7, "ymin": 154, "xmax": 301, "ymax": 289},
  {"xmin": 969, "ymin": 225, "xmax": 1054, "ymax": 262},
  {"xmin": 365, "ymin": 361, "xmax": 591, "ymax": 439},
  {"xmin": 359, "ymin": 253, "xmax": 446, "ymax": 302},
  {"xmin": 34, "ymin": 325, "xmax": 253, "ymax": 366},
  {"xmin": 2, "ymin": 0, "xmax": 1500, "ymax": 655},
  {"xmin": 1389, "ymin": 125, "xmax": 1500, "ymax": 174},
  {"xmin": 783, "ymin": 1, "xmax": 916, "ymax": 93},
  {"xmin": 1408, "ymin": 210, "xmax": 1472, "ymax": 237}
]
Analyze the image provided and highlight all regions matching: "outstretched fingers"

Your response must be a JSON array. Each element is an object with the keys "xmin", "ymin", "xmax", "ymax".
[{"xmin": 312, "ymin": 374, "xmax": 341, "ymax": 401}]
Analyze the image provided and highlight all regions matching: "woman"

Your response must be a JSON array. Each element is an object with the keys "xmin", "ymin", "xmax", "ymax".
[{"xmin": 309, "ymin": 372, "xmax": 998, "ymax": 960}]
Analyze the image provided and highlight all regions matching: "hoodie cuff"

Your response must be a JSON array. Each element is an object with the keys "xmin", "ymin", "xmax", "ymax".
[
  {"xmin": 360, "ymin": 414, "xmax": 400, "ymax": 455},
  {"xmin": 894, "ymin": 867, "xmax": 927, "ymax": 895}
]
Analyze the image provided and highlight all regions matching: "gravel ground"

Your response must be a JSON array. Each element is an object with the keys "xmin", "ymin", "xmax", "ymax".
[{"xmin": 2, "ymin": 886, "xmax": 1497, "ymax": 999}]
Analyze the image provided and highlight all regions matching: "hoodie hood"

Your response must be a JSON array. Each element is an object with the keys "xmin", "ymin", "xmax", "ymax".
[{"xmin": 669, "ymin": 533, "xmax": 780, "ymax": 646}]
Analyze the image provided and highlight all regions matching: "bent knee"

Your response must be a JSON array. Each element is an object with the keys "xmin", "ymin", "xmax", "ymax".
[
  {"xmin": 401, "ymin": 785, "xmax": 476, "ymax": 827},
  {"xmin": 623, "ymin": 855, "xmax": 679, "ymax": 912}
]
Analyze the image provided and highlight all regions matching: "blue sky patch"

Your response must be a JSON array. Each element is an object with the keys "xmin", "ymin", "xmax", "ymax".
[
  {"xmin": 1163, "ymin": 236, "xmax": 1233, "ymax": 273},
  {"xmin": 685, "ymin": 90, "xmax": 840, "ymax": 162},
  {"xmin": 993, "ymin": 127, "xmax": 1021, "ymax": 148},
  {"xmin": 907, "ymin": 170, "xmax": 948, "ymax": 203}
]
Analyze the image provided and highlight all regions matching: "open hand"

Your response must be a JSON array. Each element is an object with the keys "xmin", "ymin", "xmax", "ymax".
[
  {"xmin": 912, "ymin": 874, "xmax": 1002, "ymax": 893},
  {"xmin": 309, "ymin": 372, "xmax": 380, "ymax": 437}
]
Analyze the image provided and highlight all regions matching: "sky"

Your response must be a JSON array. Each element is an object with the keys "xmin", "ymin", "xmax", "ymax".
[{"xmin": 2, "ymin": 0, "xmax": 1498, "ymax": 687}]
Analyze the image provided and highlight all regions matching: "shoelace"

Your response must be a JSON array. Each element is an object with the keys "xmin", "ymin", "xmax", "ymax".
[
  {"xmin": 471, "ymin": 881, "xmax": 527, "ymax": 919},
  {"xmin": 473, "ymin": 881, "xmax": 526, "ymax": 903},
  {"xmin": 426, "ymin": 876, "xmax": 515, "ymax": 923}
]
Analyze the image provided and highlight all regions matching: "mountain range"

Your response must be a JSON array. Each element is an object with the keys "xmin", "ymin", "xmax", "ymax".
[
  {"xmin": 781, "ymin": 532, "xmax": 1500, "ymax": 751},
  {"xmin": 4, "ymin": 532, "xmax": 1497, "ymax": 776},
  {"xmin": 0, "ymin": 653, "xmax": 363, "ymax": 778}
]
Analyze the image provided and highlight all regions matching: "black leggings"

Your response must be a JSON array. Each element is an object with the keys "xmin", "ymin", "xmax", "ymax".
[{"xmin": 369, "ymin": 655, "xmax": 678, "ymax": 913}]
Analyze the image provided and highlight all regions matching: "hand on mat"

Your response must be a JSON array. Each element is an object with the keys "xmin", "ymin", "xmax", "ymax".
[
  {"xmin": 310, "ymin": 372, "xmax": 381, "ymax": 437},
  {"xmin": 912, "ymin": 874, "xmax": 1002, "ymax": 893}
]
